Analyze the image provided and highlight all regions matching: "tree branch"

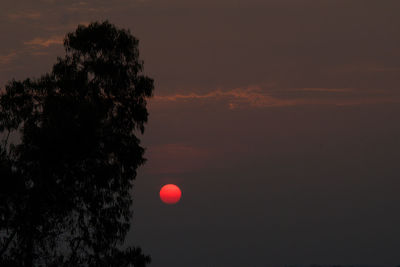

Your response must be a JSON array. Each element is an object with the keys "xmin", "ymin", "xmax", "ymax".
[{"xmin": 0, "ymin": 229, "xmax": 16, "ymax": 257}]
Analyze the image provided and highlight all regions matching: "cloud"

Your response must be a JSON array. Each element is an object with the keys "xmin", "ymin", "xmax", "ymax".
[
  {"xmin": 335, "ymin": 63, "xmax": 400, "ymax": 73},
  {"xmin": 154, "ymin": 86, "xmax": 298, "ymax": 108},
  {"xmin": 30, "ymin": 51, "xmax": 50, "ymax": 56},
  {"xmin": 293, "ymin": 88, "xmax": 355, "ymax": 93},
  {"xmin": 65, "ymin": 1, "xmax": 110, "ymax": 13},
  {"xmin": 0, "ymin": 51, "xmax": 18, "ymax": 65},
  {"xmin": 8, "ymin": 11, "xmax": 41, "ymax": 20},
  {"xmin": 152, "ymin": 86, "xmax": 400, "ymax": 109},
  {"xmin": 24, "ymin": 36, "xmax": 64, "ymax": 48}
]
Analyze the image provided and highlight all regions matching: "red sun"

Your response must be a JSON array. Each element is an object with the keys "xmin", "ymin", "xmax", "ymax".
[{"xmin": 160, "ymin": 184, "xmax": 182, "ymax": 204}]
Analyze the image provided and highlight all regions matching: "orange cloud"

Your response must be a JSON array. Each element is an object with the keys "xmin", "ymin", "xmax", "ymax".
[
  {"xmin": 0, "ymin": 51, "xmax": 18, "ymax": 65},
  {"xmin": 152, "ymin": 86, "xmax": 400, "ymax": 109},
  {"xmin": 24, "ymin": 36, "xmax": 64, "ymax": 48},
  {"xmin": 66, "ymin": 2, "xmax": 110, "ymax": 13},
  {"xmin": 8, "ymin": 11, "xmax": 41, "ymax": 20},
  {"xmin": 154, "ymin": 86, "xmax": 298, "ymax": 108}
]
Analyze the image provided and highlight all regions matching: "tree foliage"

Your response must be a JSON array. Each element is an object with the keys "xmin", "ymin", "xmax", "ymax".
[{"xmin": 0, "ymin": 21, "xmax": 153, "ymax": 266}]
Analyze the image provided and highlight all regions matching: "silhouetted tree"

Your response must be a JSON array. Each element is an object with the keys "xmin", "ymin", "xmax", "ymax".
[{"xmin": 0, "ymin": 21, "xmax": 153, "ymax": 266}]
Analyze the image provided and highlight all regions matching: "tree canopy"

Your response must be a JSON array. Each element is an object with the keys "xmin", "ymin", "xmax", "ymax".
[{"xmin": 0, "ymin": 21, "xmax": 154, "ymax": 266}]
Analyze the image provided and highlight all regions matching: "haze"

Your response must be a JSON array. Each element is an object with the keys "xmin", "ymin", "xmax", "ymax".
[{"xmin": 1, "ymin": 0, "xmax": 399, "ymax": 266}]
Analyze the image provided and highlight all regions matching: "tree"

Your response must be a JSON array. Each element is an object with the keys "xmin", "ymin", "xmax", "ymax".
[{"xmin": 0, "ymin": 21, "xmax": 154, "ymax": 266}]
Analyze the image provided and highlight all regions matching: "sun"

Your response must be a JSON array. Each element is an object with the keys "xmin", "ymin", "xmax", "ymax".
[{"xmin": 160, "ymin": 184, "xmax": 182, "ymax": 204}]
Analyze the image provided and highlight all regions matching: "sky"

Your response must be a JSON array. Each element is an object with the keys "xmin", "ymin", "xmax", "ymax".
[{"xmin": 1, "ymin": 0, "xmax": 400, "ymax": 266}]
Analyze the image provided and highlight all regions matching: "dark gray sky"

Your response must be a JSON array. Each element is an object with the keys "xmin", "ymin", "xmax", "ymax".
[{"xmin": 1, "ymin": 0, "xmax": 400, "ymax": 266}]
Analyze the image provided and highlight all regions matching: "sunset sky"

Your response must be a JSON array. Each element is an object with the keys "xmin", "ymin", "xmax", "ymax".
[{"xmin": 1, "ymin": 0, "xmax": 400, "ymax": 266}]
